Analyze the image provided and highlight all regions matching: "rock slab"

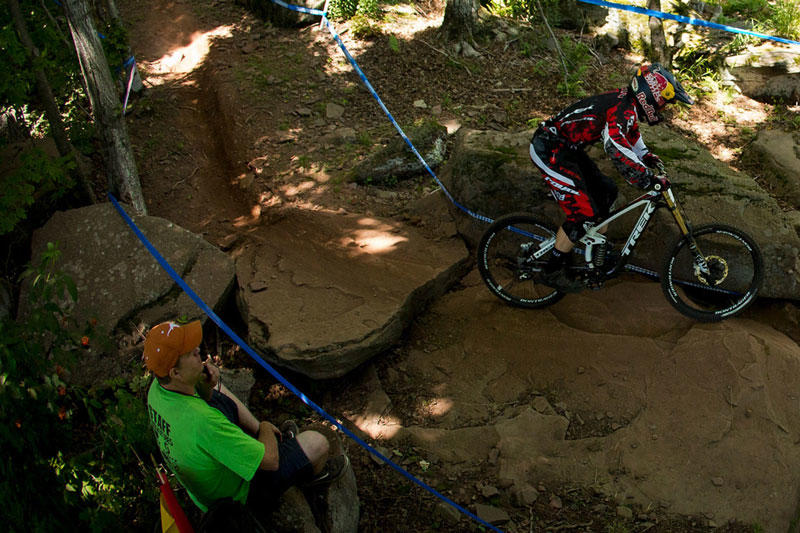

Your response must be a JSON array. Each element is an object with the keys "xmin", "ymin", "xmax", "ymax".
[
  {"xmin": 235, "ymin": 205, "xmax": 470, "ymax": 379},
  {"xmin": 27, "ymin": 202, "xmax": 235, "ymax": 335}
]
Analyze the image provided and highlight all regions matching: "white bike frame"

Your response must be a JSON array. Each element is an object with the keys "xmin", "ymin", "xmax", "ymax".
[{"xmin": 532, "ymin": 185, "xmax": 708, "ymax": 276}]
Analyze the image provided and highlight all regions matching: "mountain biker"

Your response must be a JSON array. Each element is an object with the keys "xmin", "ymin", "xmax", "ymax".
[{"xmin": 529, "ymin": 63, "xmax": 694, "ymax": 293}]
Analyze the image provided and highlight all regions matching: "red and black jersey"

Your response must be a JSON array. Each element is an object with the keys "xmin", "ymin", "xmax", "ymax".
[{"xmin": 539, "ymin": 89, "xmax": 655, "ymax": 188}]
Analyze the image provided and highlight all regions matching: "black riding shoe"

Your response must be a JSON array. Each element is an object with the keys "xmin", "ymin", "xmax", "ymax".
[{"xmin": 541, "ymin": 268, "xmax": 584, "ymax": 293}]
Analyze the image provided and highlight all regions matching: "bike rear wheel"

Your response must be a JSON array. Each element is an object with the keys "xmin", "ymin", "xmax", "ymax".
[
  {"xmin": 477, "ymin": 214, "xmax": 565, "ymax": 308},
  {"xmin": 661, "ymin": 224, "xmax": 763, "ymax": 322}
]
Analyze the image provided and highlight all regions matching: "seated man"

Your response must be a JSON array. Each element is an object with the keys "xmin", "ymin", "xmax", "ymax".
[{"xmin": 143, "ymin": 320, "xmax": 348, "ymax": 518}]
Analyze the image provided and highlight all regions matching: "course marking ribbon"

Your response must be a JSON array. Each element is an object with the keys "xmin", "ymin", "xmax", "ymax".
[{"xmin": 577, "ymin": 0, "xmax": 800, "ymax": 47}]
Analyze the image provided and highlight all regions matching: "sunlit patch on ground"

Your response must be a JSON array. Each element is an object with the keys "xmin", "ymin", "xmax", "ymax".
[{"xmin": 139, "ymin": 25, "xmax": 235, "ymax": 83}]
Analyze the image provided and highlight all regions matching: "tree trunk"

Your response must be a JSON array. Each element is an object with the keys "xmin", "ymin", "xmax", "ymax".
[
  {"xmin": 440, "ymin": 0, "xmax": 479, "ymax": 43},
  {"xmin": 62, "ymin": 0, "xmax": 147, "ymax": 214},
  {"xmin": 7, "ymin": 0, "xmax": 96, "ymax": 204},
  {"xmin": 647, "ymin": 0, "xmax": 670, "ymax": 65}
]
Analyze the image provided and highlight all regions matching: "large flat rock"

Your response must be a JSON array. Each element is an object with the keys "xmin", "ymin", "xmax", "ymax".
[
  {"xmin": 27, "ymin": 202, "xmax": 235, "ymax": 335},
  {"xmin": 235, "ymin": 204, "xmax": 469, "ymax": 378},
  {"xmin": 353, "ymin": 273, "xmax": 800, "ymax": 531}
]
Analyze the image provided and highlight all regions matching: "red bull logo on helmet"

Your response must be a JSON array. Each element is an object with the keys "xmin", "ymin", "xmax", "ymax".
[
  {"xmin": 644, "ymin": 70, "xmax": 674, "ymax": 107},
  {"xmin": 635, "ymin": 89, "xmax": 659, "ymax": 123}
]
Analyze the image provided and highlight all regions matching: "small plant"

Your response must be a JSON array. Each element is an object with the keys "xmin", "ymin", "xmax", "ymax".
[
  {"xmin": 526, "ymin": 117, "xmax": 543, "ymax": 129},
  {"xmin": 518, "ymin": 39, "xmax": 534, "ymax": 58},
  {"xmin": 358, "ymin": 130, "xmax": 372, "ymax": 146},
  {"xmin": 441, "ymin": 92, "xmax": 452, "ymax": 110},
  {"xmin": 722, "ymin": 0, "xmax": 769, "ymax": 18},
  {"xmin": 356, "ymin": 0, "xmax": 381, "ymax": 18},
  {"xmin": 388, "ymin": 34, "xmax": 400, "ymax": 53},
  {"xmin": 328, "ymin": 0, "xmax": 359, "ymax": 20},
  {"xmin": 351, "ymin": 14, "xmax": 382, "ymax": 39},
  {"xmin": 0, "ymin": 147, "xmax": 75, "ymax": 235}
]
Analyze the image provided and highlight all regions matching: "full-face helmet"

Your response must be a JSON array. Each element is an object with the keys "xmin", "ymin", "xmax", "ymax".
[{"xmin": 630, "ymin": 63, "xmax": 694, "ymax": 125}]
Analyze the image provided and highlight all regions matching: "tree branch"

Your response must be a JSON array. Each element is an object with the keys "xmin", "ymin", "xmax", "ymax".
[{"xmin": 536, "ymin": 0, "xmax": 569, "ymax": 89}]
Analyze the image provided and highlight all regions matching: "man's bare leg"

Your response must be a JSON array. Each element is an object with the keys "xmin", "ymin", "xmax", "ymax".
[
  {"xmin": 554, "ymin": 226, "xmax": 575, "ymax": 253},
  {"xmin": 296, "ymin": 432, "xmax": 330, "ymax": 474}
]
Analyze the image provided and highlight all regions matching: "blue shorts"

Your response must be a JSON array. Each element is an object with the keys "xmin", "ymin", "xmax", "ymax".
[
  {"xmin": 248, "ymin": 437, "xmax": 314, "ymax": 502},
  {"xmin": 207, "ymin": 390, "xmax": 312, "ymax": 501}
]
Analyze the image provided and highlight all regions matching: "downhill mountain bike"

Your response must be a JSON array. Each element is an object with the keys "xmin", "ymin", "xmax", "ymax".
[{"xmin": 477, "ymin": 176, "xmax": 764, "ymax": 322}]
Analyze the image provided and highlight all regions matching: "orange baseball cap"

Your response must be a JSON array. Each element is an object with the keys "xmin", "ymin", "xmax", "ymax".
[{"xmin": 143, "ymin": 321, "xmax": 202, "ymax": 377}]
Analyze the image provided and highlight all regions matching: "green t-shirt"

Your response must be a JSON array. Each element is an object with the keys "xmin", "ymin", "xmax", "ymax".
[{"xmin": 147, "ymin": 380, "xmax": 265, "ymax": 512}]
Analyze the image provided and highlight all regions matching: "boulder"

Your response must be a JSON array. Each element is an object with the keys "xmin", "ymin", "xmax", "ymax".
[
  {"xmin": 26, "ymin": 202, "xmax": 235, "ymax": 336},
  {"xmin": 312, "ymin": 462, "xmax": 360, "ymax": 533},
  {"xmin": 724, "ymin": 43, "xmax": 800, "ymax": 103},
  {"xmin": 269, "ymin": 487, "xmax": 321, "ymax": 532},
  {"xmin": 220, "ymin": 367, "xmax": 256, "ymax": 408},
  {"xmin": 439, "ymin": 127, "xmax": 800, "ymax": 300},
  {"xmin": 351, "ymin": 120, "xmax": 449, "ymax": 186},
  {"xmin": 235, "ymin": 205, "xmax": 470, "ymax": 379},
  {"xmin": 741, "ymin": 129, "xmax": 800, "ymax": 208},
  {"xmin": 437, "ymin": 128, "xmax": 560, "ymax": 246}
]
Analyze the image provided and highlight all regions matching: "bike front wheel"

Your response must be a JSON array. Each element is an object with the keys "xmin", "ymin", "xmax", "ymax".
[
  {"xmin": 661, "ymin": 224, "xmax": 763, "ymax": 322},
  {"xmin": 477, "ymin": 214, "xmax": 565, "ymax": 308}
]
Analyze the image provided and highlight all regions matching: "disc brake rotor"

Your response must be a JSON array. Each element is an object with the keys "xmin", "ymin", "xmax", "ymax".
[{"xmin": 695, "ymin": 255, "xmax": 728, "ymax": 286}]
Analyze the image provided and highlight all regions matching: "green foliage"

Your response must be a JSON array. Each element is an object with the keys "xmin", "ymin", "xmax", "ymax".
[
  {"xmin": 485, "ymin": 0, "xmax": 562, "ymax": 23},
  {"xmin": 328, "ymin": 0, "xmax": 382, "ymax": 21},
  {"xmin": 356, "ymin": 0, "xmax": 381, "ymax": 18},
  {"xmin": 717, "ymin": 0, "xmax": 800, "ymax": 40},
  {"xmin": 0, "ymin": 2, "xmax": 84, "ymax": 129},
  {"xmin": 0, "ymin": 146, "xmax": 75, "ymax": 235},
  {"xmin": 487, "ymin": 0, "xmax": 531, "ymax": 19},
  {"xmin": 328, "ymin": 0, "xmax": 359, "ymax": 20},
  {"xmin": 556, "ymin": 37, "xmax": 591, "ymax": 97},
  {"xmin": 0, "ymin": 0, "xmax": 131, "ymax": 154},
  {"xmin": 767, "ymin": 104, "xmax": 800, "ymax": 131},
  {"xmin": 388, "ymin": 34, "xmax": 400, "ymax": 53},
  {"xmin": 0, "ymin": 245, "xmax": 158, "ymax": 531},
  {"xmin": 771, "ymin": 0, "xmax": 800, "ymax": 40},
  {"xmin": 351, "ymin": 14, "xmax": 382, "ymax": 39},
  {"xmin": 721, "ymin": 0, "xmax": 769, "ymax": 18}
]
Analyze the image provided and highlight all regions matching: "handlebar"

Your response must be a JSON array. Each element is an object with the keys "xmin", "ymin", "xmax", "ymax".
[{"xmin": 651, "ymin": 174, "xmax": 670, "ymax": 192}]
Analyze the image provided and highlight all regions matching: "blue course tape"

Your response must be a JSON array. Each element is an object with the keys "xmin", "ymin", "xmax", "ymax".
[
  {"xmin": 322, "ymin": 16, "xmax": 495, "ymax": 225},
  {"xmin": 107, "ymin": 193, "xmax": 503, "ymax": 533},
  {"xmin": 577, "ymin": 0, "xmax": 800, "ymax": 47},
  {"xmin": 270, "ymin": 0, "xmax": 326, "ymax": 16}
]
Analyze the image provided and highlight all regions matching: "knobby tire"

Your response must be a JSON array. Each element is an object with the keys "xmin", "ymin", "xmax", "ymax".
[
  {"xmin": 477, "ymin": 214, "xmax": 565, "ymax": 309},
  {"xmin": 661, "ymin": 224, "xmax": 763, "ymax": 322}
]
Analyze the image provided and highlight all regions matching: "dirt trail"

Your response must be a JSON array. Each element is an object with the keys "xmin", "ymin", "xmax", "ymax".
[
  {"xmin": 122, "ymin": 0, "xmax": 256, "ymax": 240},
  {"xmin": 117, "ymin": 0, "xmax": 800, "ymax": 531}
]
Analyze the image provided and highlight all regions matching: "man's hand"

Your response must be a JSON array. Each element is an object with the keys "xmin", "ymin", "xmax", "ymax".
[
  {"xmin": 257, "ymin": 421, "xmax": 280, "ymax": 471},
  {"xmin": 262, "ymin": 421, "xmax": 282, "ymax": 440},
  {"xmin": 642, "ymin": 152, "xmax": 664, "ymax": 173},
  {"xmin": 196, "ymin": 359, "xmax": 220, "ymax": 401}
]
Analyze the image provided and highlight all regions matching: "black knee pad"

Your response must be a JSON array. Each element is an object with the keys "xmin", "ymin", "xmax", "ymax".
[{"xmin": 562, "ymin": 220, "xmax": 585, "ymax": 243}]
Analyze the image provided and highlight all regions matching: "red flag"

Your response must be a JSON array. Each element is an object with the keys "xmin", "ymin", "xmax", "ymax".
[{"xmin": 156, "ymin": 468, "xmax": 194, "ymax": 533}]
